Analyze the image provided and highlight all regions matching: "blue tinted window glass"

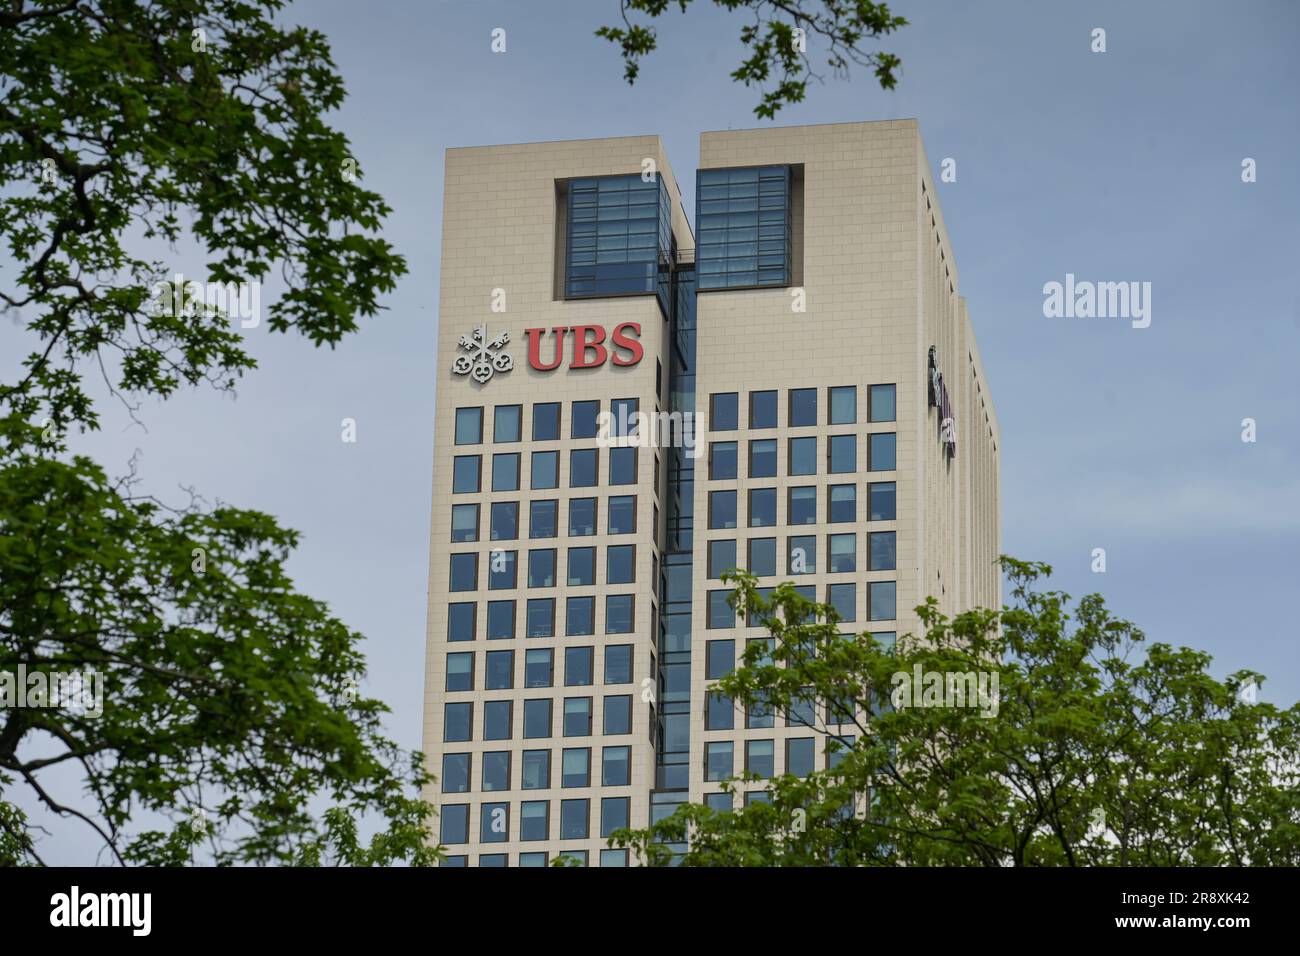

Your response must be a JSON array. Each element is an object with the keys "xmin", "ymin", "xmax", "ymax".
[
  {"xmin": 870, "ymin": 433, "xmax": 897, "ymax": 471},
  {"xmin": 869, "ymin": 481, "xmax": 896, "ymax": 520},
  {"xmin": 566, "ymin": 176, "xmax": 669, "ymax": 300},
  {"xmin": 697, "ymin": 166, "xmax": 790, "ymax": 290},
  {"xmin": 528, "ymin": 499, "xmax": 555, "ymax": 538}
]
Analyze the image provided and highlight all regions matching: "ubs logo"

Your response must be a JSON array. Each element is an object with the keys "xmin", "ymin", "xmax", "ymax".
[{"xmin": 452, "ymin": 324, "xmax": 513, "ymax": 384}]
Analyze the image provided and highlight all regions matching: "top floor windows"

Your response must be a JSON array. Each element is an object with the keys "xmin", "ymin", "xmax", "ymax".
[
  {"xmin": 564, "ymin": 175, "xmax": 671, "ymax": 300},
  {"xmin": 697, "ymin": 165, "xmax": 791, "ymax": 291}
]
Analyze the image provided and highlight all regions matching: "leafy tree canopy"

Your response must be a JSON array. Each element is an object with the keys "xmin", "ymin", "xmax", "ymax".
[
  {"xmin": 599, "ymin": 0, "xmax": 908, "ymax": 118},
  {"xmin": 0, "ymin": 1, "xmax": 431, "ymax": 865},
  {"xmin": 614, "ymin": 560, "xmax": 1300, "ymax": 866}
]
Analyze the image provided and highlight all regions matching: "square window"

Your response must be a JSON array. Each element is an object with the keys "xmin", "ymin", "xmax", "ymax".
[
  {"xmin": 707, "ymin": 590, "xmax": 735, "ymax": 629},
  {"xmin": 569, "ymin": 497, "xmax": 597, "ymax": 536},
  {"xmin": 602, "ymin": 745, "xmax": 631, "ymax": 786},
  {"xmin": 829, "ymin": 386, "xmax": 857, "ymax": 425},
  {"xmin": 610, "ymin": 397, "xmax": 639, "ymax": 438},
  {"xmin": 494, "ymin": 404, "xmax": 521, "ymax": 442},
  {"xmin": 520, "ymin": 800, "xmax": 549, "ymax": 841},
  {"xmin": 489, "ymin": 501, "xmax": 518, "ymax": 541},
  {"xmin": 528, "ymin": 549, "xmax": 556, "ymax": 588},
  {"xmin": 789, "ymin": 437, "xmax": 816, "ymax": 476},
  {"xmin": 528, "ymin": 499, "xmax": 556, "ymax": 539},
  {"xmin": 533, "ymin": 402, "xmax": 560, "ymax": 441},
  {"xmin": 451, "ymin": 503, "xmax": 479, "ymax": 542},
  {"xmin": 828, "ymin": 582, "xmax": 856, "ymax": 622},
  {"xmin": 749, "ymin": 390, "xmax": 777, "ymax": 428},
  {"xmin": 788, "ymin": 691, "xmax": 816, "ymax": 728},
  {"xmin": 481, "ymin": 750, "xmax": 510, "ymax": 791},
  {"xmin": 829, "ymin": 533, "xmax": 857, "ymax": 573},
  {"xmin": 531, "ymin": 451, "xmax": 558, "ymax": 490},
  {"xmin": 480, "ymin": 802, "xmax": 509, "ymax": 843},
  {"xmin": 487, "ymin": 549, "xmax": 516, "ymax": 590},
  {"xmin": 486, "ymin": 600, "xmax": 515, "ymax": 639},
  {"xmin": 562, "ymin": 747, "xmax": 591, "ymax": 787},
  {"xmin": 567, "ymin": 546, "xmax": 595, "ymax": 586},
  {"xmin": 522, "ymin": 750, "xmax": 551, "ymax": 790},
  {"xmin": 483, "ymin": 700, "xmax": 512, "ymax": 740},
  {"xmin": 443, "ymin": 702, "xmax": 471, "ymax": 742},
  {"xmin": 566, "ymin": 596, "xmax": 595, "ymax": 636},
  {"xmin": 570, "ymin": 448, "xmax": 598, "ymax": 487},
  {"xmin": 600, "ymin": 797, "xmax": 630, "ymax": 838},
  {"xmin": 441, "ymin": 855, "xmax": 467, "ymax": 867},
  {"xmin": 608, "ymin": 495, "xmax": 636, "ymax": 534},
  {"xmin": 705, "ymin": 741, "xmax": 733, "ymax": 781},
  {"xmin": 447, "ymin": 602, "xmax": 475, "ymax": 642},
  {"xmin": 869, "ymin": 581, "xmax": 897, "ymax": 621},
  {"xmin": 870, "ymin": 531, "xmax": 897, "ymax": 570},
  {"xmin": 745, "ymin": 586, "xmax": 775, "ymax": 627},
  {"xmin": 869, "ymin": 384, "xmax": 897, "ymax": 422},
  {"xmin": 524, "ymin": 648, "xmax": 553, "ymax": 688},
  {"xmin": 454, "ymin": 407, "xmax": 482, "ymax": 445},
  {"xmin": 604, "ymin": 644, "xmax": 633, "ymax": 684},
  {"xmin": 564, "ymin": 646, "xmax": 594, "ymax": 687},
  {"xmin": 828, "ymin": 736, "xmax": 855, "ymax": 769},
  {"xmin": 572, "ymin": 399, "xmax": 600, "ymax": 439},
  {"xmin": 747, "ymin": 698, "xmax": 774, "ymax": 729},
  {"xmin": 787, "ymin": 738, "xmax": 816, "ymax": 777},
  {"xmin": 711, "ymin": 392, "xmax": 738, "ymax": 431},
  {"xmin": 747, "ymin": 636, "xmax": 776, "ymax": 665},
  {"xmin": 788, "ymin": 535, "xmax": 817, "ymax": 574},
  {"xmin": 485, "ymin": 650, "xmax": 513, "ymax": 690},
  {"xmin": 746, "ymin": 739, "xmax": 774, "ymax": 778},
  {"xmin": 492, "ymin": 452, "xmax": 520, "ymax": 492},
  {"xmin": 560, "ymin": 799, "xmax": 589, "ymax": 840},
  {"xmin": 449, "ymin": 553, "xmax": 477, "ymax": 592},
  {"xmin": 705, "ymin": 793, "xmax": 733, "ymax": 814},
  {"xmin": 563, "ymin": 697, "xmax": 593, "ymax": 737},
  {"xmin": 526, "ymin": 598, "xmax": 554, "ymax": 637},
  {"xmin": 706, "ymin": 690, "xmax": 734, "ymax": 730},
  {"xmin": 603, "ymin": 695, "xmax": 632, "ymax": 735},
  {"xmin": 749, "ymin": 439, "xmax": 777, "ymax": 478},
  {"xmin": 869, "ymin": 433, "xmax": 896, "ymax": 471},
  {"xmin": 869, "ymin": 481, "xmax": 896, "ymax": 520},
  {"xmin": 710, "ymin": 490, "xmax": 737, "ymax": 529},
  {"xmin": 828, "ymin": 434, "xmax": 857, "ymax": 473},
  {"xmin": 440, "ymin": 804, "xmax": 469, "ymax": 844},
  {"xmin": 709, "ymin": 441, "xmax": 738, "ymax": 480},
  {"xmin": 442, "ymin": 753, "xmax": 470, "ymax": 793},
  {"xmin": 523, "ymin": 699, "xmax": 552, "ymax": 739},
  {"xmin": 518, "ymin": 850, "xmax": 548, "ymax": 866},
  {"xmin": 445, "ymin": 652, "xmax": 473, "ymax": 692},
  {"xmin": 789, "ymin": 388, "xmax": 817, "ymax": 427},
  {"xmin": 748, "ymin": 488, "xmax": 776, "ymax": 527},
  {"xmin": 606, "ymin": 544, "xmax": 635, "ymax": 584},
  {"xmin": 609, "ymin": 447, "xmax": 637, "ymax": 484},
  {"xmin": 708, "ymin": 539, "xmax": 737, "ymax": 579},
  {"xmin": 452, "ymin": 455, "xmax": 480, "ymax": 494},
  {"xmin": 606, "ymin": 594, "xmax": 634, "ymax": 634},
  {"xmin": 788, "ymin": 486, "xmax": 816, "ymax": 525},
  {"xmin": 829, "ymin": 484, "xmax": 856, "ymax": 523},
  {"xmin": 873, "ymin": 631, "xmax": 897, "ymax": 653},
  {"xmin": 747, "ymin": 538, "xmax": 777, "ymax": 577}
]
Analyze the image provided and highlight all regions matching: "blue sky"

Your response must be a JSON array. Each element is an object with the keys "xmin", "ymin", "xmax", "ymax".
[{"xmin": 4, "ymin": 0, "xmax": 1298, "ymax": 862}]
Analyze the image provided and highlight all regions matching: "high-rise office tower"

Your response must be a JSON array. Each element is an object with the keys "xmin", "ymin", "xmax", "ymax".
[{"xmin": 423, "ymin": 121, "xmax": 1000, "ymax": 866}]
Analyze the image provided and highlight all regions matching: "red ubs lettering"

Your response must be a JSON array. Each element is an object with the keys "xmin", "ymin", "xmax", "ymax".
[{"xmin": 525, "ymin": 323, "xmax": 642, "ymax": 370}]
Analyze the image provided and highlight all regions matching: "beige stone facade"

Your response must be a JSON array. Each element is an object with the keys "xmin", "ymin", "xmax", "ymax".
[{"xmin": 423, "ymin": 121, "xmax": 1000, "ymax": 866}]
